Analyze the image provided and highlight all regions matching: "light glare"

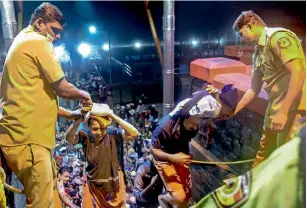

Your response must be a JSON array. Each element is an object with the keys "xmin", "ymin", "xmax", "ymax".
[
  {"xmin": 78, "ymin": 43, "xmax": 91, "ymax": 57},
  {"xmin": 135, "ymin": 42, "xmax": 141, "ymax": 48},
  {"xmin": 54, "ymin": 46, "xmax": 64, "ymax": 58},
  {"xmin": 192, "ymin": 40, "xmax": 198, "ymax": 46},
  {"xmin": 89, "ymin": 26, "xmax": 96, "ymax": 34},
  {"xmin": 102, "ymin": 43, "xmax": 109, "ymax": 51}
]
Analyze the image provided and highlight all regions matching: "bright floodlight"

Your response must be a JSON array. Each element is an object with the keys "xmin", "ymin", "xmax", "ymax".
[
  {"xmin": 102, "ymin": 43, "xmax": 109, "ymax": 51},
  {"xmin": 78, "ymin": 43, "xmax": 91, "ymax": 57},
  {"xmin": 54, "ymin": 45, "xmax": 70, "ymax": 63},
  {"xmin": 54, "ymin": 45, "xmax": 64, "ymax": 58},
  {"xmin": 89, "ymin": 26, "xmax": 96, "ymax": 34},
  {"xmin": 219, "ymin": 38, "xmax": 224, "ymax": 45},
  {"xmin": 135, "ymin": 42, "xmax": 141, "ymax": 48},
  {"xmin": 191, "ymin": 40, "xmax": 198, "ymax": 46}
]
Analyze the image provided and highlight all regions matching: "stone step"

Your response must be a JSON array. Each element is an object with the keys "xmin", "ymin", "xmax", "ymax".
[
  {"xmin": 246, "ymin": 65, "xmax": 253, "ymax": 76},
  {"xmin": 212, "ymin": 73, "xmax": 268, "ymax": 115},
  {"xmin": 190, "ymin": 57, "xmax": 246, "ymax": 83},
  {"xmin": 189, "ymin": 55, "xmax": 268, "ymax": 115},
  {"xmin": 224, "ymin": 45, "xmax": 254, "ymax": 65},
  {"xmin": 224, "ymin": 45, "xmax": 254, "ymax": 59}
]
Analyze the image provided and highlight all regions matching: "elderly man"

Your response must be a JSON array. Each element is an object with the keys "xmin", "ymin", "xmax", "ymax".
[
  {"xmin": 150, "ymin": 84, "xmax": 238, "ymax": 208},
  {"xmin": 232, "ymin": 11, "xmax": 305, "ymax": 167},
  {"xmin": 65, "ymin": 103, "xmax": 139, "ymax": 208},
  {"xmin": 0, "ymin": 3, "xmax": 92, "ymax": 207}
]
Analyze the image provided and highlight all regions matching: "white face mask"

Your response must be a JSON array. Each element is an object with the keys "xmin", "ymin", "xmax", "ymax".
[
  {"xmin": 46, "ymin": 32, "xmax": 54, "ymax": 42},
  {"xmin": 189, "ymin": 95, "xmax": 222, "ymax": 118},
  {"xmin": 169, "ymin": 95, "xmax": 222, "ymax": 119}
]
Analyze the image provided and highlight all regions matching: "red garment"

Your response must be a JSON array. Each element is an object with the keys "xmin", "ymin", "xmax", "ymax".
[{"xmin": 154, "ymin": 159, "xmax": 191, "ymax": 201}]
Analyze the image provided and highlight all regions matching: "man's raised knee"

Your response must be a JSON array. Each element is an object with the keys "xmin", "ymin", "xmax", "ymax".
[{"xmin": 171, "ymin": 190, "xmax": 187, "ymax": 206}]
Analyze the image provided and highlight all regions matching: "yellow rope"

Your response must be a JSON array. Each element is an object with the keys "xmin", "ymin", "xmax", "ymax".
[
  {"xmin": 0, "ymin": 167, "xmax": 23, "ymax": 207},
  {"xmin": 4, "ymin": 183, "xmax": 24, "ymax": 194},
  {"xmin": 0, "ymin": 180, "xmax": 5, "ymax": 208},
  {"xmin": 0, "ymin": 167, "xmax": 24, "ymax": 195},
  {"xmin": 190, "ymin": 159, "xmax": 254, "ymax": 165}
]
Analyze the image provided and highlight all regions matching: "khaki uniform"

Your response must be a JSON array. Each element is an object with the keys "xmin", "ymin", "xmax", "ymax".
[
  {"xmin": 0, "ymin": 25, "xmax": 65, "ymax": 207},
  {"xmin": 192, "ymin": 123, "xmax": 305, "ymax": 208},
  {"xmin": 251, "ymin": 27, "xmax": 306, "ymax": 167}
]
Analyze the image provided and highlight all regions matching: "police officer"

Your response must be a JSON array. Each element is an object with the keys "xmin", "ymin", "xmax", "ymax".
[{"xmin": 232, "ymin": 10, "xmax": 306, "ymax": 167}]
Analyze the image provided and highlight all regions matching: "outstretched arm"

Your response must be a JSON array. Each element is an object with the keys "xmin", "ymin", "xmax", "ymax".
[
  {"xmin": 58, "ymin": 107, "xmax": 83, "ymax": 120},
  {"xmin": 234, "ymin": 72, "xmax": 263, "ymax": 115},
  {"xmin": 109, "ymin": 113, "xmax": 139, "ymax": 141},
  {"xmin": 65, "ymin": 118, "xmax": 83, "ymax": 145}
]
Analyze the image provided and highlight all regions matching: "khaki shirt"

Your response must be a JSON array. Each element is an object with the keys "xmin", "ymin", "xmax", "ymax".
[
  {"xmin": 0, "ymin": 25, "xmax": 65, "ymax": 149},
  {"xmin": 252, "ymin": 27, "xmax": 306, "ymax": 126}
]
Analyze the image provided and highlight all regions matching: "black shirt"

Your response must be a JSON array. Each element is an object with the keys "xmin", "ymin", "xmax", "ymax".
[{"xmin": 151, "ymin": 115, "xmax": 197, "ymax": 161}]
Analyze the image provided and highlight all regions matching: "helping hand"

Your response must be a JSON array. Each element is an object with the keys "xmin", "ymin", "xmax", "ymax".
[
  {"xmin": 205, "ymin": 85, "xmax": 220, "ymax": 95},
  {"xmin": 70, "ymin": 109, "xmax": 83, "ymax": 120},
  {"xmin": 81, "ymin": 99, "xmax": 93, "ymax": 113},
  {"xmin": 270, "ymin": 112, "xmax": 288, "ymax": 133}
]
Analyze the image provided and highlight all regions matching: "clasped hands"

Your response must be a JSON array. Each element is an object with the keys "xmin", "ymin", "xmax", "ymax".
[{"xmin": 75, "ymin": 102, "xmax": 114, "ymax": 122}]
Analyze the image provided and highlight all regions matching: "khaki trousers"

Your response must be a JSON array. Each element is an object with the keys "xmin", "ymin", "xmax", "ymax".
[
  {"xmin": 252, "ymin": 111, "xmax": 302, "ymax": 168},
  {"xmin": 1, "ymin": 144, "xmax": 54, "ymax": 208}
]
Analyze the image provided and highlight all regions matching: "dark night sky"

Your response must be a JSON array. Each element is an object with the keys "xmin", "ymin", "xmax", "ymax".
[
  {"xmin": 21, "ymin": 1, "xmax": 306, "ymax": 45},
  {"xmin": 16, "ymin": 1, "xmax": 305, "ymax": 68}
]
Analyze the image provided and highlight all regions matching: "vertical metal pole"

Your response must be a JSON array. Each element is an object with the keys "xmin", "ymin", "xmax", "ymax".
[
  {"xmin": 17, "ymin": 12, "xmax": 22, "ymax": 32},
  {"xmin": 16, "ymin": 1, "xmax": 23, "ymax": 32},
  {"xmin": 0, "ymin": 0, "xmax": 18, "ymax": 52},
  {"xmin": 162, "ymin": 0, "xmax": 175, "ymax": 115}
]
